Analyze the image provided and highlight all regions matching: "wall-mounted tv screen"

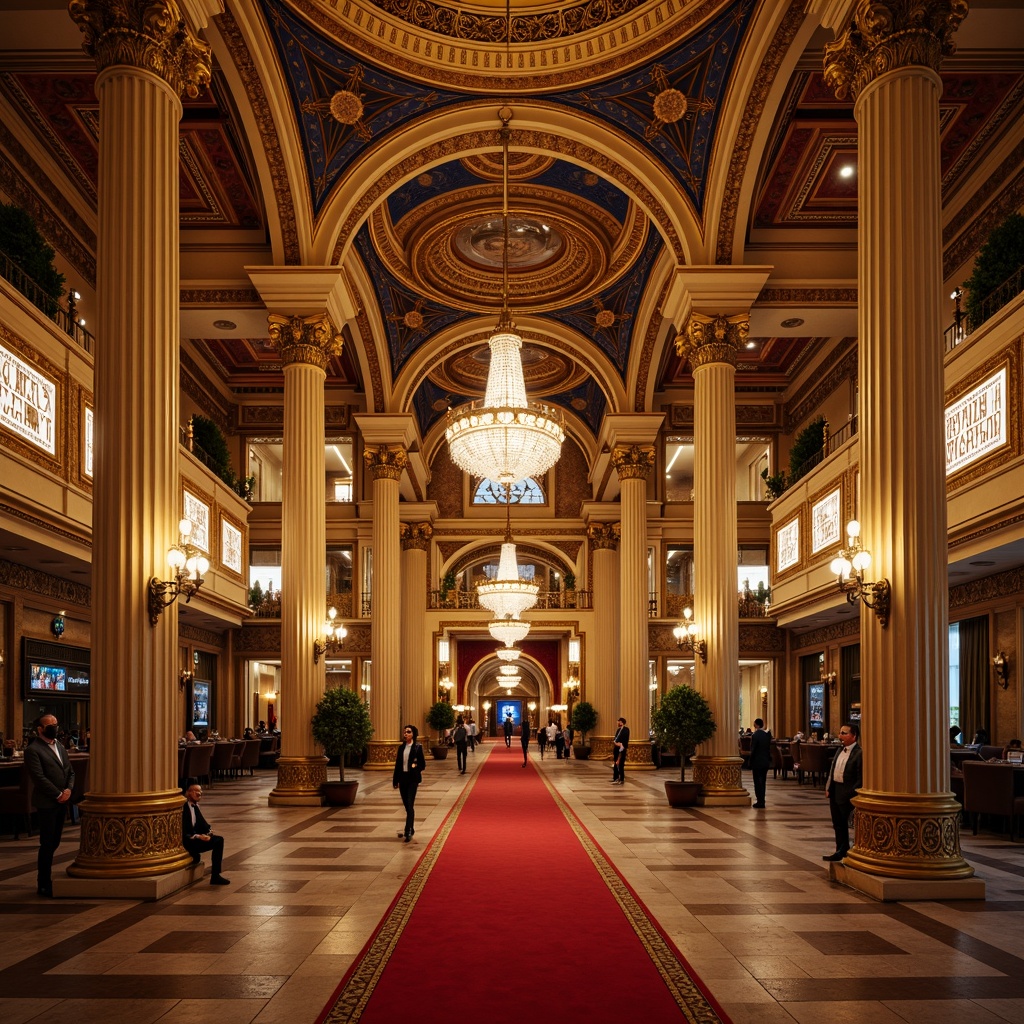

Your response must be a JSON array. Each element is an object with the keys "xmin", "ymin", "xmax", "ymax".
[
  {"xmin": 29, "ymin": 663, "xmax": 66, "ymax": 692},
  {"xmin": 497, "ymin": 698, "xmax": 522, "ymax": 728},
  {"xmin": 22, "ymin": 639, "xmax": 91, "ymax": 701},
  {"xmin": 192, "ymin": 680, "xmax": 210, "ymax": 730}
]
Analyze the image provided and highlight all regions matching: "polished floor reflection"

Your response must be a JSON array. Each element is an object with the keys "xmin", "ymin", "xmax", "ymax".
[{"xmin": 2, "ymin": 743, "xmax": 1024, "ymax": 1023}]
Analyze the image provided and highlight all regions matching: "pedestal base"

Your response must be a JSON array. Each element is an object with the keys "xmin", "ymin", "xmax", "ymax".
[
  {"xmin": 692, "ymin": 755, "xmax": 749, "ymax": 805},
  {"xmin": 268, "ymin": 755, "xmax": 327, "ymax": 805},
  {"xmin": 364, "ymin": 739, "xmax": 399, "ymax": 770},
  {"xmin": 55, "ymin": 861, "xmax": 205, "ymax": 901},
  {"xmin": 589, "ymin": 736, "xmax": 614, "ymax": 760},
  {"xmin": 831, "ymin": 862, "xmax": 986, "ymax": 901}
]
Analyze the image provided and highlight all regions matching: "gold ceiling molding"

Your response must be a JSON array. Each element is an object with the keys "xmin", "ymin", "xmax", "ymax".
[
  {"xmin": 179, "ymin": 622, "xmax": 224, "ymax": 646},
  {"xmin": 757, "ymin": 287, "xmax": 858, "ymax": 306},
  {"xmin": 950, "ymin": 564, "xmax": 1024, "ymax": 612},
  {"xmin": 287, "ymin": 0, "xmax": 731, "ymax": 92},
  {"xmin": 330, "ymin": 122, "xmax": 683, "ymax": 265},
  {"xmin": 179, "ymin": 287, "xmax": 262, "ymax": 306},
  {"xmin": 792, "ymin": 616, "xmax": 861, "ymax": 650},
  {"xmin": 0, "ymin": 555, "xmax": 91, "ymax": 607}
]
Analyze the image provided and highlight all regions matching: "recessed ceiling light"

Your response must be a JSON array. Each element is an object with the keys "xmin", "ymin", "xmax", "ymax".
[
  {"xmin": 213, "ymin": 319, "xmax": 237, "ymax": 330},
  {"xmin": 840, "ymin": 165, "xmax": 855, "ymax": 178},
  {"xmin": 745, "ymin": 340, "xmax": 757, "ymax": 349},
  {"xmin": 781, "ymin": 317, "xmax": 804, "ymax": 329}
]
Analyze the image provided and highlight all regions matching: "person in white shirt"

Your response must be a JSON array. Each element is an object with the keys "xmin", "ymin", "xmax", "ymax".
[{"xmin": 823, "ymin": 722, "xmax": 862, "ymax": 862}]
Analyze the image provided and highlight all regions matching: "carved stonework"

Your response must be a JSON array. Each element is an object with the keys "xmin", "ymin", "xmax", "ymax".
[
  {"xmin": 364, "ymin": 444, "xmax": 409, "ymax": 481},
  {"xmin": 587, "ymin": 522, "xmax": 620, "ymax": 550},
  {"xmin": 950, "ymin": 564, "xmax": 1024, "ymax": 611},
  {"xmin": 0, "ymin": 557, "xmax": 91, "ymax": 607},
  {"xmin": 823, "ymin": 0, "xmax": 969, "ymax": 104},
  {"xmin": 270, "ymin": 756, "xmax": 328, "ymax": 798},
  {"xmin": 611, "ymin": 444, "xmax": 656, "ymax": 481},
  {"xmin": 401, "ymin": 522, "xmax": 433, "ymax": 550},
  {"xmin": 796, "ymin": 617, "xmax": 862, "ymax": 650},
  {"xmin": 68, "ymin": 0, "xmax": 213, "ymax": 100},
  {"xmin": 236, "ymin": 624, "xmax": 283, "ymax": 653},
  {"xmin": 624, "ymin": 742, "xmax": 653, "ymax": 767},
  {"xmin": 69, "ymin": 792, "xmax": 194, "ymax": 877},
  {"xmin": 785, "ymin": 343, "xmax": 858, "ymax": 431},
  {"xmin": 179, "ymin": 622, "xmax": 223, "ymax": 646},
  {"xmin": 676, "ymin": 312, "xmax": 748, "ymax": 368},
  {"xmin": 846, "ymin": 791, "xmax": 974, "ymax": 879},
  {"xmin": 365, "ymin": 739, "xmax": 399, "ymax": 767},
  {"xmin": 691, "ymin": 757, "xmax": 744, "ymax": 791},
  {"xmin": 267, "ymin": 313, "xmax": 343, "ymax": 370},
  {"xmin": 589, "ymin": 735, "xmax": 615, "ymax": 760}
]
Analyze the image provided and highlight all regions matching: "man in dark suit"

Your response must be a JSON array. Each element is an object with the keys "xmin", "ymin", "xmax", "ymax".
[
  {"xmin": 503, "ymin": 715, "xmax": 514, "ymax": 747},
  {"xmin": 823, "ymin": 722, "xmax": 863, "ymax": 861},
  {"xmin": 749, "ymin": 718, "xmax": 772, "ymax": 809},
  {"xmin": 612, "ymin": 717, "xmax": 629, "ymax": 785},
  {"xmin": 24, "ymin": 714, "xmax": 74, "ymax": 897},
  {"xmin": 182, "ymin": 784, "xmax": 230, "ymax": 884},
  {"xmin": 393, "ymin": 725, "xmax": 427, "ymax": 842}
]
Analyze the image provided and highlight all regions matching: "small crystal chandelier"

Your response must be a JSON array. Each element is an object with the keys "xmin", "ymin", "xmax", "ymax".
[
  {"xmin": 445, "ymin": 108, "xmax": 565, "ymax": 486},
  {"xmin": 497, "ymin": 646, "xmax": 521, "ymax": 663},
  {"xmin": 489, "ymin": 614, "xmax": 531, "ymax": 646},
  {"xmin": 476, "ymin": 484, "xmax": 539, "ymax": 619},
  {"xmin": 500, "ymin": 671, "xmax": 521, "ymax": 692},
  {"xmin": 499, "ymin": 663, "xmax": 519, "ymax": 676}
]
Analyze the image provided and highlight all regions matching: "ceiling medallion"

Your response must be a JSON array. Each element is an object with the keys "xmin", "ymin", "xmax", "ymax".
[
  {"xmin": 330, "ymin": 90, "xmax": 364, "ymax": 125},
  {"xmin": 455, "ymin": 217, "xmax": 563, "ymax": 269}
]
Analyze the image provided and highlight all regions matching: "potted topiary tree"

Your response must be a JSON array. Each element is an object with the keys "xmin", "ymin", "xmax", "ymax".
[
  {"xmin": 426, "ymin": 700, "xmax": 456, "ymax": 759},
  {"xmin": 311, "ymin": 685, "xmax": 374, "ymax": 806},
  {"xmin": 570, "ymin": 701, "xmax": 597, "ymax": 759},
  {"xmin": 651, "ymin": 683, "xmax": 717, "ymax": 807}
]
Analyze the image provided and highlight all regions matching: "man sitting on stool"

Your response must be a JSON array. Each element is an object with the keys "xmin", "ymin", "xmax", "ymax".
[{"xmin": 182, "ymin": 784, "xmax": 230, "ymax": 885}]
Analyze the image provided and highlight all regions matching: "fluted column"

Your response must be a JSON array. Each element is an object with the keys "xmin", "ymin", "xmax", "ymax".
[
  {"xmin": 586, "ymin": 521, "xmax": 620, "ymax": 759},
  {"xmin": 681, "ymin": 315, "xmax": 749, "ymax": 805},
  {"xmin": 67, "ymin": 0, "xmax": 211, "ymax": 883},
  {"xmin": 268, "ymin": 314, "xmax": 342, "ymax": 805},
  {"xmin": 363, "ymin": 446, "xmax": 407, "ymax": 767},
  {"xmin": 612, "ymin": 447, "xmax": 655, "ymax": 769},
  {"xmin": 400, "ymin": 522, "xmax": 432, "ymax": 733},
  {"xmin": 819, "ymin": 0, "xmax": 977, "ymax": 896}
]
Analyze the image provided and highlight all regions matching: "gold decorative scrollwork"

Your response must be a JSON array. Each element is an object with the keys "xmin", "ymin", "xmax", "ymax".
[
  {"xmin": 400, "ymin": 522, "xmax": 433, "ymax": 550},
  {"xmin": 267, "ymin": 313, "xmax": 343, "ymax": 370},
  {"xmin": 692, "ymin": 756, "xmax": 745, "ymax": 792},
  {"xmin": 273, "ymin": 757, "xmax": 328, "ymax": 794},
  {"xmin": 611, "ymin": 445, "xmax": 656, "ymax": 481},
  {"xmin": 586, "ymin": 522, "xmax": 621, "ymax": 550},
  {"xmin": 364, "ymin": 445, "xmax": 409, "ymax": 481},
  {"xmin": 823, "ymin": 0, "xmax": 969, "ymax": 103},
  {"xmin": 676, "ymin": 312, "xmax": 749, "ymax": 369},
  {"xmin": 365, "ymin": 740, "xmax": 401, "ymax": 767},
  {"xmin": 68, "ymin": 0, "xmax": 212, "ymax": 99}
]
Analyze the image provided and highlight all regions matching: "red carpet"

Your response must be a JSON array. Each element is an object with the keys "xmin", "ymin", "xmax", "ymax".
[{"xmin": 318, "ymin": 745, "xmax": 731, "ymax": 1023}]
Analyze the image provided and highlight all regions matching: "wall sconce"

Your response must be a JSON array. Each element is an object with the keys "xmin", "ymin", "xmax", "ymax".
[
  {"xmin": 360, "ymin": 682, "xmax": 371, "ymax": 702},
  {"xmin": 673, "ymin": 607, "xmax": 707, "ymax": 663},
  {"xmin": 829, "ymin": 520, "xmax": 891, "ymax": 628},
  {"xmin": 51, "ymin": 611, "xmax": 66, "ymax": 639},
  {"xmin": 179, "ymin": 668, "xmax": 194, "ymax": 692},
  {"xmin": 821, "ymin": 670, "xmax": 837, "ymax": 696},
  {"xmin": 438, "ymin": 635, "xmax": 453, "ymax": 699},
  {"xmin": 148, "ymin": 519, "xmax": 209, "ymax": 625},
  {"xmin": 759, "ymin": 684, "xmax": 769, "ymax": 713},
  {"xmin": 313, "ymin": 607, "xmax": 348, "ymax": 664},
  {"xmin": 993, "ymin": 651, "xmax": 1010, "ymax": 689}
]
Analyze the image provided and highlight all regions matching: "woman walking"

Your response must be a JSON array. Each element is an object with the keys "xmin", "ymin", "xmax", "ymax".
[{"xmin": 393, "ymin": 724, "xmax": 426, "ymax": 842}]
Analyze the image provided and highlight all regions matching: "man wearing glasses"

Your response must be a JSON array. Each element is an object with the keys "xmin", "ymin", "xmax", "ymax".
[{"xmin": 823, "ymin": 723, "xmax": 862, "ymax": 862}]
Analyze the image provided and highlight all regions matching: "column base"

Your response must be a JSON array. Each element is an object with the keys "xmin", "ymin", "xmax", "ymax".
[
  {"xmin": 363, "ymin": 739, "xmax": 400, "ymax": 770},
  {"xmin": 625, "ymin": 743, "xmax": 655, "ymax": 771},
  {"xmin": 830, "ymin": 861, "xmax": 985, "ymax": 901},
  {"xmin": 844, "ymin": 789, "xmax": 977, "ymax": 881},
  {"xmin": 56, "ymin": 861, "xmax": 206, "ymax": 901},
  {"xmin": 268, "ymin": 755, "xmax": 327, "ymax": 806},
  {"xmin": 589, "ymin": 736, "xmax": 615, "ymax": 760},
  {"xmin": 67, "ymin": 791, "xmax": 195, "ymax": 878},
  {"xmin": 692, "ymin": 755, "xmax": 750, "ymax": 806}
]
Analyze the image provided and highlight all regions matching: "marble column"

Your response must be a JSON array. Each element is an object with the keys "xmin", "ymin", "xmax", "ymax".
[
  {"xmin": 66, "ymin": 0, "xmax": 212, "ymax": 886},
  {"xmin": 363, "ymin": 446, "xmax": 407, "ymax": 768},
  {"xmin": 586, "ymin": 521, "xmax": 620, "ymax": 760},
  {"xmin": 680, "ymin": 314, "xmax": 749, "ymax": 806},
  {"xmin": 267, "ymin": 313, "xmax": 342, "ymax": 805},
  {"xmin": 612, "ymin": 446, "xmax": 655, "ymax": 769},
  {"xmin": 818, "ymin": 0, "xmax": 978, "ymax": 897},
  {"xmin": 400, "ymin": 522, "xmax": 432, "ymax": 733}
]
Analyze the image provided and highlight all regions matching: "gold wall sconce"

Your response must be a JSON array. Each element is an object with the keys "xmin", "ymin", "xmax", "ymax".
[
  {"xmin": 829, "ymin": 520, "xmax": 891, "ymax": 628},
  {"xmin": 993, "ymin": 651, "xmax": 1010, "ymax": 689},
  {"xmin": 821, "ymin": 671, "xmax": 837, "ymax": 696},
  {"xmin": 313, "ymin": 607, "xmax": 347, "ymax": 664},
  {"xmin": 149, "ymin": 519, "xmax": 209, "ymax": 625},
  {"xmin": 673, "ymin": 607, "xmax": 708, "ymax": 663},
  {"xmin": 179, "ymin": 668, "xmax": 194, "ymax": 692}
]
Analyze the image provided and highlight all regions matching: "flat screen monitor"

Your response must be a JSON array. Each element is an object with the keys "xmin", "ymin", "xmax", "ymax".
[
  {"xmin": 28, "ymin": 663, "xmax": 66, "ymax": 693},
  {"xmin": 497, "ymin": 699, "xmax": 522, "ymax": 728},
  {"xmin": 192, "ymin": 680, "xmax": 210, "ymax": 730}
]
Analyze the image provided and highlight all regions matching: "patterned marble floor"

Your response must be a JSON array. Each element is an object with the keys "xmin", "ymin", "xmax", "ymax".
[{"xmin": 1, "ymin": 742, "xmax": 1024, "ymax": 1023}]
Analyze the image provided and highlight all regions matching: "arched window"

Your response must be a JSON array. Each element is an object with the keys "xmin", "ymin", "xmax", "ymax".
[{"xmin": 472, "ymin": 477, "xmax": 544, "ymax": 505}]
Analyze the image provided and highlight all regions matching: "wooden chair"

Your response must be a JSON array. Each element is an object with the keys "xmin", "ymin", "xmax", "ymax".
[
  {"xmin": 240, "ymin": 739, "xmax": 262, "ymax": 776},
  {"xmin": 0, "ymin": 763, "xmax": 34, "ymax": 838},
  {"xmin": 800, "ymin": 742, "xmax": 829, "ymax": 787},
  {"xmin": 769, "ymin": 740, "xmax": 791, "ymax": 780},
  {"xmin": 210, "ymin": 741, "xmax": 237, "ymax": 782},
  {"xmin": 258, "ymin": 736, "xmax": 280, "ymax": 770},
  {"xmin": 183, "ymin": 743, "xmax": 213, "ymax": 789},
  {"xmin": 962, "ymin": 761, "xmax": 1024, "ymax": 840}
]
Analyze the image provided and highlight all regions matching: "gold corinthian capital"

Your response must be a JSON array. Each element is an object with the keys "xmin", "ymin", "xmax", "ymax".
[
  {"xmin": 611, "ymin": 445, "xmax": 655, "ymax": 481},
  {"xmin": 267, "ymin": 313, "xmax": 343, "ymax": 371},
  {"xmin": 823, "ymin": 0, "xmax": 969, "ymax": 103},
  {"xmin": 69, "ymin": 0, "xmax": 213, "ymax": 99},
  {"xmin": 364, "ymin": 444, "xmax": 409, "ymax": 481},
  {"xmin": 675, "ymin": 312, "xmax": 748, "ymax": 370}
]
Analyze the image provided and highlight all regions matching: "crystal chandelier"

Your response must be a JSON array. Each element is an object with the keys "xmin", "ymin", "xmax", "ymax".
[
  {"xmin": 499, "ymin": 664, "xmax": 519, "ymax": 676},
  {"xmin": 497, "ymin": 646, "xmax": 521, "ymax": 663},
  {"xmin": 489, "ymin": 614, "xmax": 531, "ymax": 646},
  {"xmin": 445, "ymin": 108, "xmax": 565, "ymax": 486},
  {"xmin": 499, "ymin": 671, "xmax": 521, "ymax": 691},
  {"xmin": 476, "ymin": 485, "xmax": 539, "ymax": 619}
]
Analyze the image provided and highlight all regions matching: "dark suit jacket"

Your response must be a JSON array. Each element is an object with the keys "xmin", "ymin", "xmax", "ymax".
[
  {"xmin": 613, "ymin": 725, "xmax": 630, "ymax": 760},
  {"xmin": 827, "ymin": 742, "xmax": 863, "ymax": 801},
  {"xmin": 24, "ymin": 737, "xmax": 74, "ymax": 810},
  {"xmin": 520, "ymin": 721, "xmax": 531, "ymax": 745},
  {"xmin": 393, "ymin": 741, "xmax": 426, "ymax": 786},
  {"xmin": 182, "ymin": 799, "xmax": 213, "ymax": 842},
  {"xmin": 749, "ymin": 728, "xmax": 772, "ymax": 770}
]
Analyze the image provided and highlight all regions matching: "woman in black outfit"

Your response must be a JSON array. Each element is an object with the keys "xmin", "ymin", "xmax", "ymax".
[
  {"xmin": 393, "ymin": 724, "xmax": 426, "ymax": 842},
  {"xmin": 520, "ymin": 718, "xmax": 531, "ymax": 767}
]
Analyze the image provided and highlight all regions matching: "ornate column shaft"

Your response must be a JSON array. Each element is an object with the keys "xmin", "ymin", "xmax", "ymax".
[
  {"xmin": 820, "ymin": 0, "xmax": 977, "ymax": 896},
  {"xmin": 400, "ymin": 522, "xmax": 432, "ymax": 737},
  {"xmin": 67, "ymin": 0, "xmax": 212, "ymax": 883},
  {"xmin": 586, "ymin": 521, "xmax": 620, "ymax": 759},
  {"xmin": 679, "ymin": 315, "xmax": 748, "ymax": 805},
  {"xmin": 267, "ymin": 314, "xmax": 341, "ymax": 805},
  {"xmin": 364, "ymin": 446, "xmax": 407, "ymax": 767},
  {"xmin": 612, "ymin": 447, "xmax": 655, "ymax": 769}
]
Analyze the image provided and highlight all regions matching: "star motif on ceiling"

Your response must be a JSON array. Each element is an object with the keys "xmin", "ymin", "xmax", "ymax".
[
  {"xmin": 301, "ymin": 66, "xmax": 372, "ymax": 142},
  {"xmin": 644, "ymin": 65, "xmax": 714, "ymax": 142}
]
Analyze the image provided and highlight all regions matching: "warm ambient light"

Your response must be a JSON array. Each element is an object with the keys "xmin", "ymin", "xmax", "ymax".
[
  {"xmin": 672, "ymin": 607, "xmax": 708, "ymax": 663},
  {"xmin": 489, "ymin": 615, "xmax": 531, "ymax": 646},
  {"xmin": 313, "ymin": 607, "xmax": 348, "ymax": 664},
  {"xmin": 839, "ymin": 164, "xmax": 854, "ymax": 178},
  {"xmin": 829, "ymin": 520, "xmax": 891, "ymax": 627},
  {"xmin": 148, "ymin": 518, "xmax": 209, "ymax": 625},
  {"xmin": 993, "ymin": 651, "xmax": 1010, "ymax": 689}
]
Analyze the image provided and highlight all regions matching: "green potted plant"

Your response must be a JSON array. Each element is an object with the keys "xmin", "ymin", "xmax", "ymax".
[
  {"xmin": 439, "ymin": 569, "xmax": 457, "ymax": 607},
  {"xmin": 426, "ymin": 700, "xmax": 456, "ymax": 759},
  {"xmin": 964, "ymin": 211, "xmax": 1024, "ymax": 330},
  {"xmin": 570, "ymin": 701, "xmax": 597, "ymax": 759},
  {"xmin": 760, "ymin": 467, "xmax": 787, "ymax": 501},
  {"xmin": 651, "ymin": 683, "xmax": 717, "ymax": 807},
  {"xmin": 563, "ymin": 569, "xmax": 577, "ymax": 607},
  {"xmin": 311, "ymin": 685, "xmax": 374, "ymax": 805},
  {"xmin": 248, "ymin": 579, "xmax": 263, "ymax": 611},
  {"xmin": 0, "ymin": 202, "xmax": 65, "ymax": 316},
  {"xmin": 787, "ymin": 416, "xmax": 827, "ymax": 484}
]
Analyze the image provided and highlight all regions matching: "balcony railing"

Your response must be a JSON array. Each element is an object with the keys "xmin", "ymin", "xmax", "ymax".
[
  {"xmin": 786, "ymin": 415, "xmax": 859, "ymax": 487},
  {"xmin": 665, "ymin": 592, "xmax": 772, "ymax": 620},
  {"xmin": 945, "ymin": 265, "xmax": 1024, "ymax": 353},
  {"xmin": 0, "ymin": 249, "xmax": 94, "ymax": 353},
  {"xmin": 428, "ymin": 589, "xmax": 592, "ymax": 611}
]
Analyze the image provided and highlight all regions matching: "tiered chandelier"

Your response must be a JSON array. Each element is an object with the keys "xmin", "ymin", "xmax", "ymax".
[{"xmin": 477, "ymin": 484, "xmax": 539, "ymax": 621}]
